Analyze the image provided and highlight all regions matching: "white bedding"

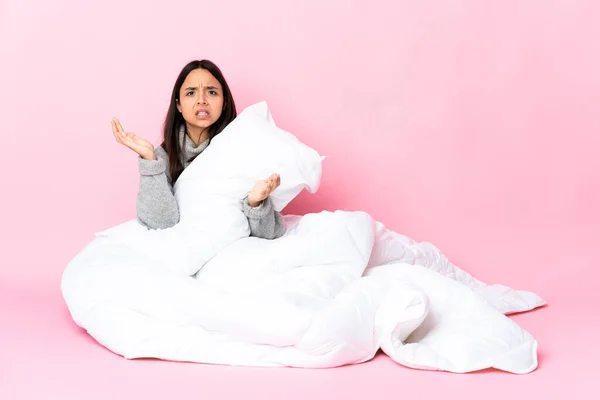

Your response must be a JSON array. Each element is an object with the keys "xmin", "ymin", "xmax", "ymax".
[{"xmin": 61, "ymin": 102, "xmax": 545, "ymax": 373}]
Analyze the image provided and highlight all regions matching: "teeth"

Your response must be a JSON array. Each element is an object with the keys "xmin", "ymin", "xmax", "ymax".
[{"xmin": 197, "ymin": 111, "xmax": 208, "ymax": 115}]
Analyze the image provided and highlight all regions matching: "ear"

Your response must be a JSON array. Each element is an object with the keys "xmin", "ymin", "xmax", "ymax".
[{"xmin": 176, "ymin": 99, "xmax": 182, "ymax": 113}]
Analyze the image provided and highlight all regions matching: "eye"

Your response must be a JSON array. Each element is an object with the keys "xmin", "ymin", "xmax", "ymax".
[
  {"xmin": 209, "ymin": 90, "xmax": 218, "ymax": 96},
  {"xmin": 186, "ymin": 91, "xmax": 195, "ymax": 96}
]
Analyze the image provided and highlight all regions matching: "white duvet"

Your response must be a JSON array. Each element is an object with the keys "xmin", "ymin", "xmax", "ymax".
[{"xmin": 61, "ymin": 102, "xmax": 545, "ymax": 373}]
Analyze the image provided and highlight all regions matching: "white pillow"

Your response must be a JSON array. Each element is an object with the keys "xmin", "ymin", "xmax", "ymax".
[
  {"xmin": 175, "ymin": 101, "xmax": 322, "ymax": 212},
  {"xmin": 97, "ymin": 101, "xmax": 323, "ymax": 276}
]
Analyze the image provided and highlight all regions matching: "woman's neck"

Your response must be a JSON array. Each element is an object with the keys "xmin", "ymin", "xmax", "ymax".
[{"xmin": 185, "ymin": 124, "xmax": 209, "ymax": 146}]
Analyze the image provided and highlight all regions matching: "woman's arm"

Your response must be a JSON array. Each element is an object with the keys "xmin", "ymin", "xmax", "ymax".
[
  {"xmin": 243, "ymin": 196, "xmax": 286, "ymax": 239},
  {"xmin": 111, "ymin": 118, "xmax": 179, "ymax": 230},
  {"xmin": 136, "ymin": 147, "xmax": 180, "ymax": 230}
]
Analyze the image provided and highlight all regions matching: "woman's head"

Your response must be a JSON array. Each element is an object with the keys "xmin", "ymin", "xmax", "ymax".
[{"xmin": 162, "ymin": 60, "xmax": 237, "ymax": 182}]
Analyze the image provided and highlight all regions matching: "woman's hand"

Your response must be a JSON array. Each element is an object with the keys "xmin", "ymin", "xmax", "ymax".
[
  {"xmin": 248, "ymin": 173, "xmax": 280, "ymax": 207},
  {"xmin": 112, "ymin": 118, "xmax": 155, "ymax": 160}
]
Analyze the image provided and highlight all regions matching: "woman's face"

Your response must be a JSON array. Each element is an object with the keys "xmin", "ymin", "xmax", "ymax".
[{"xmin": 177, "ymin": 68, "xmax": 224, "ymax": 132}]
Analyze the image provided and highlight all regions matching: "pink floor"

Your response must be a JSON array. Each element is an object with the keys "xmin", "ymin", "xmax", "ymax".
[{"xmin": 1, "ymin": 276, "xmax": 597, "ymax": 400}]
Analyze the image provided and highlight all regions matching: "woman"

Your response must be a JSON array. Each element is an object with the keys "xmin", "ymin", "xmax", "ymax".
[{"xmin": 111, "ymin": 59, "xmax": 286, "ymax": 239}]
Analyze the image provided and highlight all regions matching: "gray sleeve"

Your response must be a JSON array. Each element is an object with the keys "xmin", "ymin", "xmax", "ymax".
[
  {"xmin": 136, "ymin": 148, "xmax": 180, "ymax": 230},
  {"xmin": 242, "ymin": 196, "xmax": 286, "ymax": 239}
]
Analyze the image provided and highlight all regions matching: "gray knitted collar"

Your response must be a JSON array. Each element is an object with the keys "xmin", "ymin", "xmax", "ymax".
[{"xmin": 178, "ymin": 125, "xmax": 210, "ymax": 166}]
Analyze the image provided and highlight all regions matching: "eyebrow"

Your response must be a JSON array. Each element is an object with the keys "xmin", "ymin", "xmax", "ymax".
[{"xmin": 184, "ymin": 86, "xmax": 220, "ymax": 91}]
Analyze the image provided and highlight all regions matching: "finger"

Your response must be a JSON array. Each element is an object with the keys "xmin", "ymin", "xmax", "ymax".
[
  {"xmin": 112, "ymin": 121, "xmax": 123, "ymax": 144},
  {"xmin": 113, "ymin": 119, "xmax": 127, "ymax": 142},
  {"xmin": 115, "ymin": 118, "xmax": 127, "ymax": 137},
  {"xmin": 270, "ymin": 173, "xmax": 280, "ymax": 186},
  {"xmin": 268, "ymin": 175, "xmax": 279, "ymax": 189},
  {"xmin": 121, "ymin": 130, "xmax": 135, "ymax": 144}
]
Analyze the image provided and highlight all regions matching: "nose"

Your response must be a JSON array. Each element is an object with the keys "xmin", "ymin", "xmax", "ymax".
[{"xmin": 197, "ymin": 92, "xmax": 208, "ymax": 105}]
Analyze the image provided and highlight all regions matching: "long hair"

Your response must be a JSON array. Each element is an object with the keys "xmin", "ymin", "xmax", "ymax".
[{"xmin": 161, "ymin": 60, "xmax": 237, "ymax": 184}]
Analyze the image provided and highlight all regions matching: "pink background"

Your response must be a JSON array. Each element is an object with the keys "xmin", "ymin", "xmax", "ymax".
[
  {"xmin": 2, "ymin": 0, "xmax": 598, "ymax": 295},
  {"xmin": 1, "ymin": 0, "xmax": 599, "ymax": 398}
]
